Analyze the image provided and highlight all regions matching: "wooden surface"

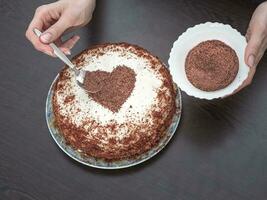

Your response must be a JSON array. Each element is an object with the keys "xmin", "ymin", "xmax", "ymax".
[{"xmin": 1, "ymin": 0, "xmax": 267, "ymax": 199}]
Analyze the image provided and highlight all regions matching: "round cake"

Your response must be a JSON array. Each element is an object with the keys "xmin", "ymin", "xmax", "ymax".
[
  {"xmin": 53, "ymin": 43, "xmax": 177, "ymax": 161},
  {"xmin": 185, "ymin": 40, "xmax": 239, "ymax": 91}
]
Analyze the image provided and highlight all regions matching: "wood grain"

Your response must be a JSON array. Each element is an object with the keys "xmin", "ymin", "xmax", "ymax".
[{"xmin": 0, "ymin": 0, "xmax": 266, "ymax": 199}]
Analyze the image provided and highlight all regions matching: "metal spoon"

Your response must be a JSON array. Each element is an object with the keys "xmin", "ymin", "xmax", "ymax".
[{"xmin": 33, "ymin": 28, "xmax": 101, "ymax": 93}]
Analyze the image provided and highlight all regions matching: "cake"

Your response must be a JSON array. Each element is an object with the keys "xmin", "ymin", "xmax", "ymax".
[
  {"xmin": 52, "ymin": 43, "xmax": 177, "ymax": 161},
  {"xmin": 185, "ymin": 40, "xmax": 239, "ymax": 91}
]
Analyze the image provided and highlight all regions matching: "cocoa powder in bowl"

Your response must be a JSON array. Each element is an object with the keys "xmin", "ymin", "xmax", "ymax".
[{"xmin": 185, "ymin": 40, "xmax": 239, "ymax": 91}]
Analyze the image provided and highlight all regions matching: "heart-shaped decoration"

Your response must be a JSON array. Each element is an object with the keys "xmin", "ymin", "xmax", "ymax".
[{"xmin": 84, "ymin": 66, "xmax": 136, "ymax": 112}]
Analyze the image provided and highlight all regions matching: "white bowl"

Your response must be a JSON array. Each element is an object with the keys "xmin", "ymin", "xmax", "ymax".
[{"xmin": 168, "ymin": 22, "xmax": 249, "ymax": 100}]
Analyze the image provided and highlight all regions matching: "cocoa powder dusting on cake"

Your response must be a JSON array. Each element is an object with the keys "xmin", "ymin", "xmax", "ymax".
[
  {"xmin": 84, "ymin": 71, "xmax": 110, "ymax": 93},
  {"xmin": 52, "ymin": 43, "xmax": 178, "ymax": 161},
  {"xmin": 88, "ymin": 65, "xmax": 136, "ymax": 112},
  {"xmin": 64, "ymin": 95, "xmax": 75, "ymax": 104}
]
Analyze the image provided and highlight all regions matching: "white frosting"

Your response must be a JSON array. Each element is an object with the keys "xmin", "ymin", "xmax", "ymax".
[{"xmin": 56, "ymin": 46, "xmax": 164, "ymax": 128}]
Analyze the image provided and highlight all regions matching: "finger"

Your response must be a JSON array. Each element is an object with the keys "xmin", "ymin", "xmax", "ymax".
[
  {"xmin": 28, "ymin": 29, "xmax": 53, "ymax": 53},
  {"xmin": 54, "ymin": 38, "xmax": 63, "ymax": 46},
  {"xmin": 47, "ymin": 38, "xmax": 74, "ymax": 56},
  {"xmin": 40, "ymin": 14, "xmax": 71, "ymax": 44},
  {"xmin": 27, "ymin": 29, "xmax": 54, "ymax": 56},
  {"xmin": 58, "ymin": 48, "xmax": 72, "ymax": 55},
  {"xmin": 25, "ymin": 6, "xmax": 54, "ymax": 55},
  {"xmin": 44, "ymin": 50, "xmax": 56, "ymax": 57},
  {"xmin": 60, "ymin": 35, "xmax": 80, "ymax": 50},
  {"xmin": 230, "ymin": 66, "xmax": 256, "ymax": 96},
  {"xmin": 245, "ymin": 28, "xmax": 251, "ymax": 42},
  {"xmin": 242, "ymin": 67, "xmax": 256, "ymax": 87},
  {"xmin": 245, "ymin": 30, "xmax": 264, "ymax": 68},
  {"xmin": 45, "ymin": 38, "xmax": 63, "ymax": 57}
]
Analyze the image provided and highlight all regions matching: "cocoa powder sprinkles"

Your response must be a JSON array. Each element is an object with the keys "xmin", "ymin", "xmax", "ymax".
[
  {"xmin": 185, "ymin": 40, "xmax": 239, "ymax": 91},
  {"xmin": 52, "ymin": 43, "xmax": 178, "ymax": 161},
  {"xmin": 84, "ymin": 71, "xmax": 110, "ymax": 93},
  {"xmin": 87, "ymin": 65, "xmax": 136, "ymax": 112}
]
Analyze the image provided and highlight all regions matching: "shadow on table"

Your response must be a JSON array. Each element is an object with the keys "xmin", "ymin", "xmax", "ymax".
[{"xmin": 181, "ymin": 91, "xmax": 250, "ymax": 149}]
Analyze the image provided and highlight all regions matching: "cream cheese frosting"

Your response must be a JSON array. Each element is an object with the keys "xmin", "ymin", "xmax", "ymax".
[
  {"xmin": 55, "ymin": 45, "xmax": 164, "ymax": 126},
  {"xmin": 53, "ymin": 43, "xmax": 176, "ymax": 160}
]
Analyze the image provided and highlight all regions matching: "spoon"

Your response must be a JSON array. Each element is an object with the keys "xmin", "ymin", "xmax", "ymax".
[{"xmin": 33, "ymin": 28, "xmax": 102, "ymax": 93}]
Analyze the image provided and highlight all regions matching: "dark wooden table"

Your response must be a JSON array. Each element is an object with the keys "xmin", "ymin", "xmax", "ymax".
[{"xmin": 1, "ymin": 0, "xmax": 267, "ymax": 199}]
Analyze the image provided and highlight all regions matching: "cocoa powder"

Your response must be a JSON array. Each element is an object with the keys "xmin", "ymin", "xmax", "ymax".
[
  {"xmin": 53, "ymin": 43, "xmax": 178, "ymax": 161},
  {"xmin": 87, "ymin": 65, "xmax": 136, "ymax": 112},
  {"xmin": 185, "ymin": 40, "xmax": 239, "ymax": 91},
  {"xmin": 84, "ymin": 71, "xmax": 110, "ymax": 93}
]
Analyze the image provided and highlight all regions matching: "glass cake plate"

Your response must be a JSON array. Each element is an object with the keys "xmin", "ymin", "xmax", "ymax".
[{"xmin": 46, "ymin": 74, "xmax": 182, "ymax": 169}]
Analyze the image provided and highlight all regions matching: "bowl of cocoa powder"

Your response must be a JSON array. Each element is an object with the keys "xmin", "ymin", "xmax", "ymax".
[{"xmin": 168, "ymin": 22, "xmax": 250, "ymax": 100}]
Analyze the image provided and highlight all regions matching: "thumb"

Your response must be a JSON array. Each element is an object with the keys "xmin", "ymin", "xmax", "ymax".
[
  {"xmin": 40, "ymin": 16, "xmax": 70, "ymax": 43},
  {"xmin": 245, "ymin": 30, "xmax": 264, "ymax": 68}
]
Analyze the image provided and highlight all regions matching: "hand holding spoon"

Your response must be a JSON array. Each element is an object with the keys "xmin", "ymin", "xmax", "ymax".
[{"xmin": 33, "ymin": 28, "xmax": 104, "ymax": 93}]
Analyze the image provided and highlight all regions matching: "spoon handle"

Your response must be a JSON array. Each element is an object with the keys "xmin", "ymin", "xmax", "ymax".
[{"xmin": 33, "ymin": 28, "xmax": 78, "ymax": 73}]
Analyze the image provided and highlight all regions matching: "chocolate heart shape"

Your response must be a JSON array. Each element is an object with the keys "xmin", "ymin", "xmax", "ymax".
[{"xmin": 84, "ymin": 66, "xmax": 136, "ymax": 112}]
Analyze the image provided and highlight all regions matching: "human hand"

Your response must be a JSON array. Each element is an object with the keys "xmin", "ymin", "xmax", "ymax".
[
  {"xmin": 26, "ymin": 0, "xmax": 96, "ymax": 56},
  {"xmin": 234, "ymin": 2, "xmax": 267, "ymax": 93}
]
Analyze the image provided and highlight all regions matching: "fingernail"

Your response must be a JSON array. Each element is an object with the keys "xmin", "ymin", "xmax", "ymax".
[
  {"xmin": 248, "ymin": 54, "xmax": 255, "ymax": 67},
  {"xmin": 74, "ymin": 36, "xmax": 80, "ymax": 41},
  {"xmin": 65, "ymin": 50, "xmax": 71, "ymax": 55},
  {"xmin": 51, "ymin": 52, "xmax": 56, "ymax": 57},
  {"xmin": 44, "ymin": 51, "xmax": 52, "ymax": 56},
  {"xmin": 45, "ymin": 51, "xmax": 55, "ymax": 57},
  {"xmin": 62, "ymin": 48, "xmax": 71, "ymax": 55},
  {"xmin": 40, "ymin": 32, "xmax": 52, "ymax": 43}
]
